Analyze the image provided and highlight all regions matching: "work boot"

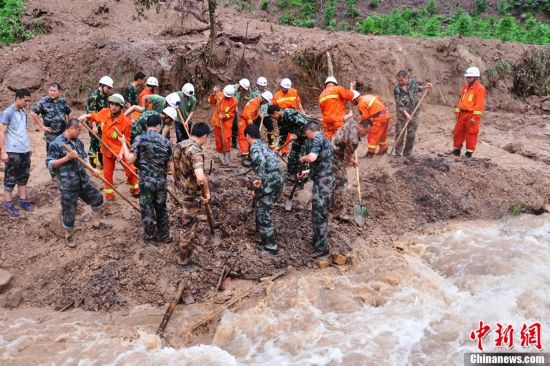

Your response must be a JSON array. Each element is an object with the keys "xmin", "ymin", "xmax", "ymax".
[
  {"xmin": 223, "ymin": 152, "xmax": 231, "ymax": 166},
  {"xmin": 218, "ymin": 153, "xmax": 225, "ymax": 165},
  {"xmin": 4, "ymin": 202, "xmax": 21, "ymax": 217},
  {"xmin": 231, "ymin": 136, "xmax": 238, "ymax": 149},
  {"xmin": 258, "ymin": 245, "xmax": 278, "ymax": 255},
  {"xmin": 16, "ymin": 199, "xmax": 33, "ymax": 212},
  {"xmin": 376, "ymin": 150, "xmax": 387, "ymax": 156},
  {"xmin": 157, "ymin": 233, "xmax": 172, "ymax": 243},
  {"xmin": 311, "ymin": 247, "xmax": 330, "ymax": 259},
  {"xmin": 464, "ymin": 151, "xmax": 473, "ymax": 158},
  {"xmin": 451, "ymin": 148, "xmax": 461, "ymax": 156},
  {"xmin": 365, "ymin": 151, "xmax": 375, "ymax": 159}
]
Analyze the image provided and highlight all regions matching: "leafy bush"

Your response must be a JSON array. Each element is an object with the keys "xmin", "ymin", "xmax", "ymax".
[
  {"xmin": 261, "ymin": 0, "xmax": 269, "ymax": 11},
  {"xmin": 475, "ymin": 0, "xmax": 488, "ymax": 14},
  {"xmin": 0, "ymin": 0, "xmax": 33, "ymax": 45},
  {"xmin": 512, "ymin": 51, "xmax": 550, "ymax": 97},
  {"xmin": 369, "ymin": 0, "xmax": 379, "ymax": 9}
]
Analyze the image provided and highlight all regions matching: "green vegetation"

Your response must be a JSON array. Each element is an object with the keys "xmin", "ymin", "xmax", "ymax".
[
  {"xmin": 261, "ymin": 0, "xmax": 270, "ymax": 11},
  {"xmin": 0, "ymin": 0, "xmax": 34, "ymax": 45},
  {"xmin": 512, "ymin": 51, "xmax": 550, "ymax": 97},
  {"xmin": 483, "ymin": 60, "xmax": 511, "ymax": 89},
  {"xmin": 510, "ymin": 202, "xmax": 524, "ymax": 216},
  {"xmin": 276, "ymin": 0, "xmax": 550, "ymax": 45}
]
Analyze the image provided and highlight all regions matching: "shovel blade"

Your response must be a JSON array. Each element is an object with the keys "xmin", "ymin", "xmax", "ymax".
[
  {"xmin": 353, "ymin": 204, "xmax": 368, "ymax": 226},
  {"xmin": 285, "ymin": 199, "xmax": 293, "ymax": 211}
]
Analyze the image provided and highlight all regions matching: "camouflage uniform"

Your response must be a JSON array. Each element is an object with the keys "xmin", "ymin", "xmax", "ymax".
[
  {"xmin": 232, "ymin": 84, "xmax": 250, "ymax": 148},
  {"xmin": 124, "ymin": 84, "xmax": 139, "ymax": 107},
  {"xmin": 278, "ymin": 109, "xmax": 310, "ymax": 183},
  {"xmin": 131, "ymin": 130, "xmax": 172, "ymax": 241},
  {"xmin": 46, "ymin": 134, "xmax": 103, "ymax": 231},
  {"xmin": 86, "ymin": 89, "xmax": 109, "ymax": 167},
  {"xmin": 175, "ymin": 92, "xmax": 197, "ymax": 142},
  {"xmin": 251, "ymin": 88, "xmax": 276, "ymax": 146},
  {"xmin": 307, "ymin": 132, "xmax": 335, "ymax": 252},
  {"xmin": 331, "ymin": 119, "xmax": 361, "ymax": 214},
  {"xmin": 146, "ymin": 94, "xmax": 166, "ymax": 114},
  {"xmin": 249, "ymin": 140, "xmax": 284, "ymax": 252},
  {"xmin": 130, "ymin": 110, "xmax": 162, "ymax": 144},
  {"xmin": 394, "ymin": 79, "xmax": 422, "ymax": 156},
  {"xmin": 172, "ymin": 139, "xmax": 205, "ymax": 262},
  {"xmin": 32, "ymin": 96, "xmax": 71, "ymax": 151}
]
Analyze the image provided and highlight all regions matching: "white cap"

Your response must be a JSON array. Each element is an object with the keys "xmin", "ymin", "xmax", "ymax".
[
  {"xmin": 146, "ymin": 76, "xmax": 159, "ymax": 86},
  {"xmin": 352, "ymin": 90, "xmax": 360, "ymax": 100},
  {"xmin": 261, "ymin": 91, "xmax": 273, "ymax": 103},
  {"xmin": 223, "ymin": 85, "xmax": 236, "ymax": 98},
  {"xmin": 464, "ymin": 67, "xmax": 481, "ymax": 78},
  {"xmin": 280, "ymin": 78, "xmax": 292, "ymax": 89},
  {"xmin": 163, "ymin": 107, "xmax": 178, "ymax": 121},
  {"xmin": 257, "ymin": 77, "xmax": 268, "ymax": 87},
  {"xmin": 182, "ymin": 83, "xmax": 195, "ymax": 96},
  {"xmin": 239, "ymin": 78, "xmax": 251, "ymax": 91},
  {"xmin": 99, "ymin": 76, "xmax": 114, "ymax": 88},
  {"xmin": 107, "ymin": 93, "xmax": 125, "ymax": 106},
  {"xmin": 325, "ymin": 76, "xmax": 338, "ymax": 85},
  {"xmin": 165, "ymin": 92, "xmax": 181, "ymax": 108}
]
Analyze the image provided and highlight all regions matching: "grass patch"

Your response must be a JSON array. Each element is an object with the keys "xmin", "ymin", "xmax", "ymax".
[{"xmin": 0, "ymin": 0, "xmax": 35, "ymax": 45}]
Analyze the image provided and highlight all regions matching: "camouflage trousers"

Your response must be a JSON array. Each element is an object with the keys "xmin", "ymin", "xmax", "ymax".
[
  {"xmin": 312, "ymin": 175, "xmax": 335, "ymax": 251},
  {"xmin": 3, "ymin": 152, "xmax": 31, "ymax": 192},
  {"xmin": 332, "ymin": 156, "xmax": 348, "ymax": 212},
  {"xmin": 394, "ymin": 113, "xmax": 418, "ymax": 157},
  {"xmin": 286, "ymin": 138, "xmax": 308, "ymax": 183},
  {"xmin": 177, "ymin": 195, "xmax": 201, "ymax": 263},
  {"xmin": 60, "ymin": 180, "xmax": 104, "ymax": 231},
  {"xmin": 255, "ymin": 184, "xmax": 283, "ymax": 251},
  {"xmin": 88, "ymin": 126, "xmax": 103, "ymax": 168},
  {"xmin": 139, "ymin": 181, "xmax": 169, "ymax": 241}
]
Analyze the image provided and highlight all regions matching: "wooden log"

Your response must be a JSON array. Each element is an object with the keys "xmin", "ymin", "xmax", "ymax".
[{"xmin": 156, "ymin": 281, "xmax": 186, "ymax": 336}]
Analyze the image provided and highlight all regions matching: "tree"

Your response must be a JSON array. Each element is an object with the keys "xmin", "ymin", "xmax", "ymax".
[{"xmin": 204, "ymin": 0, "xmax": 217, "ymax": 64}]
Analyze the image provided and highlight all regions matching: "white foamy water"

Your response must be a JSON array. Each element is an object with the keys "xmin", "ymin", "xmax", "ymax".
[{"xmin": 1, "ymin": 214, "xmax": 549, "ymax": 365}]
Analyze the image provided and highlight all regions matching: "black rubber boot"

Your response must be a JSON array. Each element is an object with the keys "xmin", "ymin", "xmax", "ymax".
[
  {"xmin": 365, "ymin": 151, "xmax": 375, "ymax": 159},
  {"xmin": 452, "ymin": 148, "xmax": 461, "ymax": 156},
  {"xmin": 464, "ymin": 151, "xmax": 472, "ymax": 158}
]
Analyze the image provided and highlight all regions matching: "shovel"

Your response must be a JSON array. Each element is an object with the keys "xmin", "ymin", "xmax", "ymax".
[
  {"xmin": 285, "ymin": 163, "xmax": 305, "ymax": 211},
  {"xmin": 353, "ymin": 151, "xmax": 368, "ymax": 226}
]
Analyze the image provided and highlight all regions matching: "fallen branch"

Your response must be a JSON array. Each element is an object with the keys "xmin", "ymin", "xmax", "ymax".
[{"xmin": 157, "ymin": 281, "xmax": 186, "ymax": 337}]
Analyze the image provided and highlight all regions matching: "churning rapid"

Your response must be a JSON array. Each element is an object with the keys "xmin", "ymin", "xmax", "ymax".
[{"xmin": 1, "ymin": 214, "xmax": 549, "ymax": 365}]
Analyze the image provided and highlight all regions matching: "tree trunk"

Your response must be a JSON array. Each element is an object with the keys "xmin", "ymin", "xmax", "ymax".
[{"xmin": 204, "ymin": 0, "xmax": 217, "ymax": 65}]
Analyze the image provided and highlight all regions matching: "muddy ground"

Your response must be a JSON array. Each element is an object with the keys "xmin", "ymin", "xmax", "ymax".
[{"xmin": 0, "ymin": 0, "xmax": 550, "ymax": 315}]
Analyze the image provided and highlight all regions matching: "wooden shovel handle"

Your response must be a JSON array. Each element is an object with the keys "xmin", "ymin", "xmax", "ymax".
[{"xmin": 354, "ymin": 151, "xmax": 361, "ymax": 206}]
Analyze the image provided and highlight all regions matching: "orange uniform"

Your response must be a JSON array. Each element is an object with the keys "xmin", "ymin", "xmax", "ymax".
[
  {"xmin": 453, "ymin": 80, "xmax": 486, "ymax": 153},
  {"xmin": 139, "ymin": 89, "xmax": 153, "ymax": 109},
  {"xmin": 238, "ymin": 96, "xmax": 263, "ymax": 154},
  {"xmin": 209, "ymin": 92, "xmax": 237, "ymax": 153},
  {"xmin": 89, "ymin": 108, "xmax": 139, "ymax": 199},
  {"xmin": 357, "ymin": 95, "xmax": 391, "ymax": 154},
  {"xmin": 273, "ymin": 88, "xmax": 304, "ymax": 153},
  {"xmin": 319, "ymin": 85, "xmax": 355, "ymax": 140}
]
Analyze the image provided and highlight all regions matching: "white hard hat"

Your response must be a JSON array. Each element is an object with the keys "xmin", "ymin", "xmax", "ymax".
[
  {"xmin": 99, "ymin": 76, "xmax": 114, "ymax": 88},
  {"xmin": 182, "ymin": 83, "xmax": 195, "ymax": 96},
  {"xmin": 464, "ymin": 67, "xmax": 481, "ymax": 78},
  {"xmin": 223, "ymin": 85, "xmax": 236, "ymax": 98},
  {"xmin": 239, "ymin": 78, "xmax": 251, "ymax": 91},
  {"xmin": 261, "ymin": 91, "xmax": 273, "ymax": 103},
  {"xmin": 165, "ymin": 92, "xmax": 181, "ymax": 108},
  {"xmin": 280, "ymin": 78, "xmax": 292, "ymax": 89},
  {"xmin": 163, "ymin": 107, "xmax": 178, "ymax": 121},
  {"xmin": 146, "ymin": 76, "xmax": 159, "ymax": 86},
  {"xmin": 257, "ymin": 77, "xmax": 268, "ymax": 87},
  {"xmin": 352, "ymin": 90, "xmax": 360, "ymax": 100},
  {"xmin": 107, "ymin": 93, "xmax": 125, "ymax": 106},
  {"xmin": 325, "ymin": 76, "xmax": 338, "ymax": 85}
]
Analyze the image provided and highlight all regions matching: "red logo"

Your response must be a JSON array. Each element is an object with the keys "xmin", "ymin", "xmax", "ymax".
[{"xmin": 470, "ymin": 322, "xmax": 543, "ymax": 351}]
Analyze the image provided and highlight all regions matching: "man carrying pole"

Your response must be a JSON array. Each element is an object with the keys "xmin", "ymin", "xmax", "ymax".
[{"xmin": 208, "ymin": 85, "xmax": 237, "ymax": 166}]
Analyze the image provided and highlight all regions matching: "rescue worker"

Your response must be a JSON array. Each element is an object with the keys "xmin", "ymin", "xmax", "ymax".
[
  {"xmin": 124, "ymin": 72, "xmax": 146, "ymax": 108},
  {"xmin": 238, "ymin": 90, "xmax": 273, "ymax": 166},
  {"xmin": 172, "ymin": 122, "xmax": 211, "ymax": 265},
  {"xmin": 393, "ymin": 70, "xmax": 432, "ymax": 157},
  {"xmin": 208, "ymin": 85, "xmax": 237, "ymax": 166},
  {"xmin": 125, "ymin": 106, "xmax": 177, "ymax": 143},
  {"xmin": 175, "ymin": 83, "xmax": 197, "ymax": 142},
  {"xmin": 319, "ymin": 76, "xmax": 355, "ymax": 140},
  {"xmin": 452, "ymin": 67, "xmax": 486, "ymax": 158},
  {"xmin": 30, "ymin": 82, "xmax": 72, "ymax": 153},
  {"xmin": 86, "ymin": 76, "xmax": 114, "ymax": 168},
  {"xmin": 298, "ymin": 122, "xmax": 335, "ymax": 257},
  {"xmin": 119, "ymin": 115, "xmax": 173, "ymax": 243},
  {"xmin": 46, "ymin": 118, "xmax": 111, "ymax": 248},
  {"xmin": 272, "ymin": 78, "xmax": 305, "ymax": 155},
  {"xmin": 352, "ymin": 90, "xmax": 391, "ymax": 158},
  {"xmin": 245, "ymin": 124, "xmax": 284, "ymax": 255},
  {"xmin": 78, "ymin": 94, "xmax": 139, "ymax": 199},
  {"xmin": 231, "ymin": 78, "xmax": 251, "ymax": 149},
  {"xmin": 251, "ymin": 77, "xmax": 276, "ymax": 148},
  {"xmin": 138, "ymin": 76, "xmax": 159, "ymax": 109},
  {"xmin": 331, "ymin": 116, "xmax": 372, "ymax": 221},
  {"xmin": 269, "ymin": 105, "xmax": 310, "ymax": 186}
]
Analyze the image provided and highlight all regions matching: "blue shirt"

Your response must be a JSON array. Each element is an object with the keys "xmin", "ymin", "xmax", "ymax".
[{"xmin": 0, "ymin": 105, "xmax": 30, "ymax": 153}]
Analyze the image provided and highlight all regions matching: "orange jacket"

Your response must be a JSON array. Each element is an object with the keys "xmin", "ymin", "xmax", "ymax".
[
  {"xmin": 319, "ymin": 85, "xmax": 355, "ymax": 125},
  {"xmin": 241, "ymin": 96, "xmax": 263, "ymax": 124},
  {"xmin": 89, "ymin": 108, "xmax": 131, "ymax": 158},
  {"xmin": 208, "ymin": 92, "xmax": 237, "ymax": 128},
  {"xmin": 272, "ymin": 88, "xmax": 303, "ymax": 111},
  {"xmin": 139, "ymin": 89, "xmax": 153, "ymax": 109},
  {"xmin": 455, "ymin": 80, "xmax": 486, "ymax": 122},
  {"xmin": 357, "ymin": 95, "xmax": 389, "ymax": 122}
]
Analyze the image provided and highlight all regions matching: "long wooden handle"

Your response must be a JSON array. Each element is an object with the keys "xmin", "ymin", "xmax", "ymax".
[
  {"xmin": 390, "ymin": 89, "xmax": 429, "ymax": 155},
  {"xmin": 176, "ymin": 109, "xmax": 192, "ymax": 140},
  {"xmin": 259, "ymin": 114, "xmax": 265, "ymax": 132},
  {"xmin": 216, "ymin": 96, "xmax": 228, "ymax": 153},
  {"xmin": 354, "ymin": 151, "xmax": 361, "ymax": 206},
  {"xmin": 62, "ymin": 145, "xmax": 140, "ymax": 212}
]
